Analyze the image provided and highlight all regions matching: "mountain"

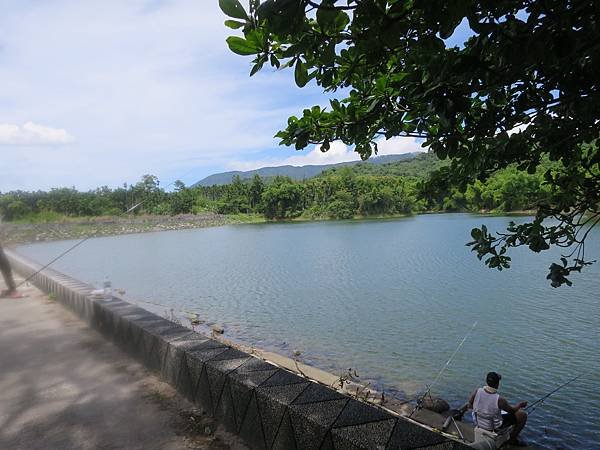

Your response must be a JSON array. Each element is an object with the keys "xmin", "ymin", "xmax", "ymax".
[
  {"xmin": 192, "ymin": 153, "xmax": 418, "ymax": 186},
  {"xmin": 322, "ymin": 151, "xmax": 445, "ymax": 178}
]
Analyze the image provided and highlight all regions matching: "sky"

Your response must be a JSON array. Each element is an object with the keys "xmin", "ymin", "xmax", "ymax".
[{"xmin": 0, "ymin": 1, "xmax": 436, "ymax": 192}]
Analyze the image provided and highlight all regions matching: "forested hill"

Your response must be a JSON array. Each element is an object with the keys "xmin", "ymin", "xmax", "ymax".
[
  {"xmin": 320, "ymin": 152, "xmax": 445, "ymax": 178},
  {"xmin": 193, "ymin": 153, "xmax": 417, "ymax": 186},
  {"xmin": 1, "ymin": 151, "xmax": 552, "ymax": 223}
]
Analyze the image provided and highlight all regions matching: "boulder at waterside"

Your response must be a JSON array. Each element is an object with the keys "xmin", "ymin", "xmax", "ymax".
[{"xmin": 422, "ymin": 396, "xmax": 450, "ymax": 413}]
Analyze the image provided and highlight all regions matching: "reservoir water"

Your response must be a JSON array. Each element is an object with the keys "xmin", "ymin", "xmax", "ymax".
[{"xmin": 17, "ymin": 214, "xmax": 600, "ymax": 449}]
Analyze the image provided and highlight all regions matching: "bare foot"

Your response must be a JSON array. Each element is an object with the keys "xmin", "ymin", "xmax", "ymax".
[{"xmin": 0, "ymin": 289, "xmax": 25, "ymax": 299}]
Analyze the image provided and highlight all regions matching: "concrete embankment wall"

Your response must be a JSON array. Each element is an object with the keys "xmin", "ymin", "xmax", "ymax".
[{"xmin": 7, "ymin": 250, "xmax": 470, "ymax": 450}]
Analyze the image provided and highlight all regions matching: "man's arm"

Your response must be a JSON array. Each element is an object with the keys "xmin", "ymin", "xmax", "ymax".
[
  {"xmin": 498, "ymin": 396, "xmax": 528, "ymax": 414},
  {"xmin": 467, "ymin": 389, "xmax": 477, "ymax": 409}
]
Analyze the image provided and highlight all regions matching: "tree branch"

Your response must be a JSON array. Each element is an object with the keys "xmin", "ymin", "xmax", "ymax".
[{"xmin": 306, "ymin": 0, "xmax": 357, "ymax": 11}]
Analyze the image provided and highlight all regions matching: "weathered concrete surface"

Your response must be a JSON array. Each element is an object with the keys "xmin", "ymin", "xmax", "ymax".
[{"xmin": 0, "ymin": 276, "xmax": 247, "ymax": 450}]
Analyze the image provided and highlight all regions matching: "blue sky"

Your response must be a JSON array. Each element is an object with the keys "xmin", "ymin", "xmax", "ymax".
[{"xmin": 0, "ymin": 1, "xmax": 457, "ymax": 192}]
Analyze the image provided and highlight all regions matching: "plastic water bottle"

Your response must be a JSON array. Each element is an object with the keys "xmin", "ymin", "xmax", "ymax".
[{"xmin": 103, "ymin": 276, "xmax": 112, "ymax": 300}]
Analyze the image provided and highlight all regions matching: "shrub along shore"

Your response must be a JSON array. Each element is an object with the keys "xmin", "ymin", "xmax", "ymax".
[
  {"xmin": 1, "ymin": 153, "xmax": 550, "ymax": 245},
  {"xmin": 0, "ymin": 213, "xmax": 264, "ymax": 246}
]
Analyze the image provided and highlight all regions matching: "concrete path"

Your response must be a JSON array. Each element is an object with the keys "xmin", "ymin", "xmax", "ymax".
[{"xmin": 0, "ymin": 275, "xmax": 246, "ymax": 450}]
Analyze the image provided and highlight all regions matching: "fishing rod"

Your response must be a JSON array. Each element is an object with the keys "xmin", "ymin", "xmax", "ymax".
[
  {"xmin": 526, "ymin": 371, "xmax": 590, "ymax": 415},
  {"xmin": 409, "ymin": 321, "xmax": 478, "ymax": 419}
]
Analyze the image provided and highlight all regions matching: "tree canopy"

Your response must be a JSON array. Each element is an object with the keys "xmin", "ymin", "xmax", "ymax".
[
  {"xmin": 0, "ymin": 156, "xmax": 550, "ymax": 222},
  {"xmin": 220, "ymin": 0, "xmax": 600, "ymax": 286}
]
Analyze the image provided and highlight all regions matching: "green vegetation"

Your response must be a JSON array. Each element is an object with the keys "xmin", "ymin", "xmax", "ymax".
[
  {"xmin": 220, "ymin": 0, "xmax": 600, "ymax": 286},
  {"xmin": 194, "ymin": 153, "xmax": 413, "ymax": 186},
  {"xmin": 0, "ymin": 154, "xmax": 550, "ymax": 225}
]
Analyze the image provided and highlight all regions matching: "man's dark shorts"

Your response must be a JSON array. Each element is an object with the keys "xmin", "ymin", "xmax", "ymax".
[{"xmin": 501, "ymin": 411, "xmax": 517, "ymax": 429}]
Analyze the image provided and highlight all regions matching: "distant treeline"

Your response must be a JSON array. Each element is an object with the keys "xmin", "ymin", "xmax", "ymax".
[{"xmin": 0, "ymin": 154, "xmax": 552, "ymax": 222}]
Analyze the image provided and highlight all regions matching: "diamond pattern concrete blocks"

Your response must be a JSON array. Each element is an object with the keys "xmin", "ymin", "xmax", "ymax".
[
  {"xmin": 105, "ymin": 303, "xmax": 146, "ymax": 347},
  {"xmin": 176, "ymin": 351, "xmax": 205, "ymax": 402},
  {"xmin": 256, "ymin": 382, "xmax": 310, "ymax": 449},
  {"xmin": 229, "ymin": 368, "xmax": 278, "ymax": 432},
  {"xmin": 235, "ymin": 357, "xmax": 276, "ymax": 373},
  {"xmin": 321, "ymin": 432, "xmax": 335, "ymax": 450},
  {"xmin": 239, "ymin": 392, "xmax": 267, "ymax": 450},
  {"xmin": 114, "ymin": 310, "xmax": 150, "ymax": 353},
  {"xmin": 261, "ymin": 369, "xmax": 307, "ymax": 388},
  {"xmin": 213, "ymin": 378, "xmax": 238, "ymax": 432},
  {"xmin": 161, "ymin": 334, "xmax": 210, "ymax": 386},
  {"xmin": 122, "ymin": 315, "xmax": 160, "ymax": 358},
  {"xmin": 331, "ymin": 418, "xmax": 397, "ymax": 450},
  {"xmin": 93, "ymin": 302, "xmax": 120, "ymax": 338},
  {"xmin": 333, "ymin": 398, "xmax": 394, "ymax": 428},
  {"xmin": 289, "ymin": 398, "xmax": 348, "ymax": 450},
  {"xmin": 138, "ymin": 321, "xmax": 191, "ymax": 372},
  {"xmin": 293, "ymin": 382, "xmax": 347, "ymax": 405},
  {"xmin": 193, "ymin": 366, "xmax": 214, "ymax": 414},
  {"xmin": 180, "ymin": 342, "xmax": 228, "ymax": 406},
  {"xmin": 385, "ymin": 417, "xmax": 451, "ymax": 449},
  {"xmin": 206, "ymin": 356, "xmax": 251, "ymax": 415},
  {"xmin": 419, "ymin": 443, "xmax": 466, "ymax": 450},
  {"xmin": 271, "ymin": 410, "xmax": 297, "ymax": 450}
]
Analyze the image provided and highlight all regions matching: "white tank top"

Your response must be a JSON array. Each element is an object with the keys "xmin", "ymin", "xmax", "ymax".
[{"xmin": 473, "ymin": 387, "xmax": 503, "ymax": 431}]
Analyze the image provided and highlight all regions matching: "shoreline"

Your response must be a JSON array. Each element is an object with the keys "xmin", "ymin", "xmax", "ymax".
[
  {"xmin": 2, "ymin": 209, "xmax": 535, "ymax": 247},
  {"xmin": 112, "ymin": 294, "xmax": 477, "ymax": 443},
  {"xmin": 8, "ymin": 245, "xmax": 537, "ymax": 449},
  {"xmin": 6, "ymin": 251, "xmax": 488, "ymax": 449},
  {"xmin": 0, "ymin": 212, "xmax": 264, "ymax": 246}
]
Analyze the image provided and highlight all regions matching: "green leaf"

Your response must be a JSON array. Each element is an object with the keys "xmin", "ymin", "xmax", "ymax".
[
  {"xmin": 270, "ymin": 54, "xmax": 280, "ymax": 68},
  {"xmin": 391, "ymin": 72, "xmax": 409, "ymax": 83},
  {"xmin": 250, "ymin": 61, "xmax": 263, "ymax": 76},
  {"xmin": 366, "ymin": 98, "xmax": 379, "ymax": 113},
  {"xmin": 316, "ymin": 5, "xmax": 337, "ymax": 30},
  {"xmin": 218, "ymin": 0, "xmax": 248, "ymax": 20},
  {"xmin": 224, "ymin": 20, "xmax": 245, "ymax": 29},
  {"xmin": 226, "ymin": 36, "xmax": 260, "ymax": 56},
  {"xmin": 294, "ymin": 59, "xmax": 309, "ymax": 87},
  {"xmin": 334, "ymin": 11, "xmax": 350, "ymax": 31}
]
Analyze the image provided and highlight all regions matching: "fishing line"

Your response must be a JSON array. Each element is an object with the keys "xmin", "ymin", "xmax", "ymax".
[
  {"xmin": 526, "ymin": 370, "xmax": 591, "ymax": 415},
  {"xmin": 14, "ymin": 165, "xmax": 202, "ymax": 289},
  {"xmin": 409, "ymin": 321, "xmax": 478, "ymax": 418}
]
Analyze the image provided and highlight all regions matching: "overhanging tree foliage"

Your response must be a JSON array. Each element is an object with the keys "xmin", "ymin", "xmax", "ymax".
[{"xmin": 220, "ymin": 0, "xmax": 600, "ymax": 286}]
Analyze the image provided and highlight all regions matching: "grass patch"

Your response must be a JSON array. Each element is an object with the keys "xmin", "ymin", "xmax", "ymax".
[{"xmin": 225, "ymin": 213, "xmax": 266, "ymax": 224}]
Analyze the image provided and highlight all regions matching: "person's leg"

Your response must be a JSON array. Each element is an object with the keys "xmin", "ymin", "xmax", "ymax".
[
  {"xmin": 508, "ymin": 409, "xmax": 528, "ymax": 443},
  {"xmin": 0, "ymin": 244, "xmax": 17, "ymax": 293}
]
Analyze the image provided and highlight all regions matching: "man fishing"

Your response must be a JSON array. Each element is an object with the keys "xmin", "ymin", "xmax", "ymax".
[
  {"xmin": 0, "ymin": 243, "xmax": 20, "ymax": 298},
  {"xmin": 468, "ymin": 372, "xmax": 528, "ymax": 447}
]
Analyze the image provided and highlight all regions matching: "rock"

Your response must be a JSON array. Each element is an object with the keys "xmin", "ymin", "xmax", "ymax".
[
  {"xmin": 211, "ymin": 325, "xmax": 224, "ymax": 335},
  {"xmin": 421, "ymin": 396, "xmax": 450, "ymax": 413}
]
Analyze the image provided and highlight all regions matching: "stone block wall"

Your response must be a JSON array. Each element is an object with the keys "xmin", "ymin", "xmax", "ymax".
[{"xmin": 7, "ymin": 250, "xmax": 471, "ymax": 450}]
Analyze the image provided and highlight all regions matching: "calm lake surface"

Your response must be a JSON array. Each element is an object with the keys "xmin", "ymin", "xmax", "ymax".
[{"xmin": 17, "ymin": 214, "xmax": 600, "ymax": 449}]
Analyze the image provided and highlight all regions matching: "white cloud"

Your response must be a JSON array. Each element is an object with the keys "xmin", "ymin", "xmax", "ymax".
[
  {"xmin": 229, "ymin": 141, "xmax": 360, "ymax": 171},
  {"xmin": 0, "ymin": 122, "xmax": 75, "ymax": 146},
  {"xmin": 0, "ymin": 1, "xmax": 425, "ymax": 191},
  {"xmin": 0, "ymin": 0, "xmax": 324, "ymax": 190},
  {"xmin": 375, "ymin": 136, "xmax": 426, "ymax": 155}
]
